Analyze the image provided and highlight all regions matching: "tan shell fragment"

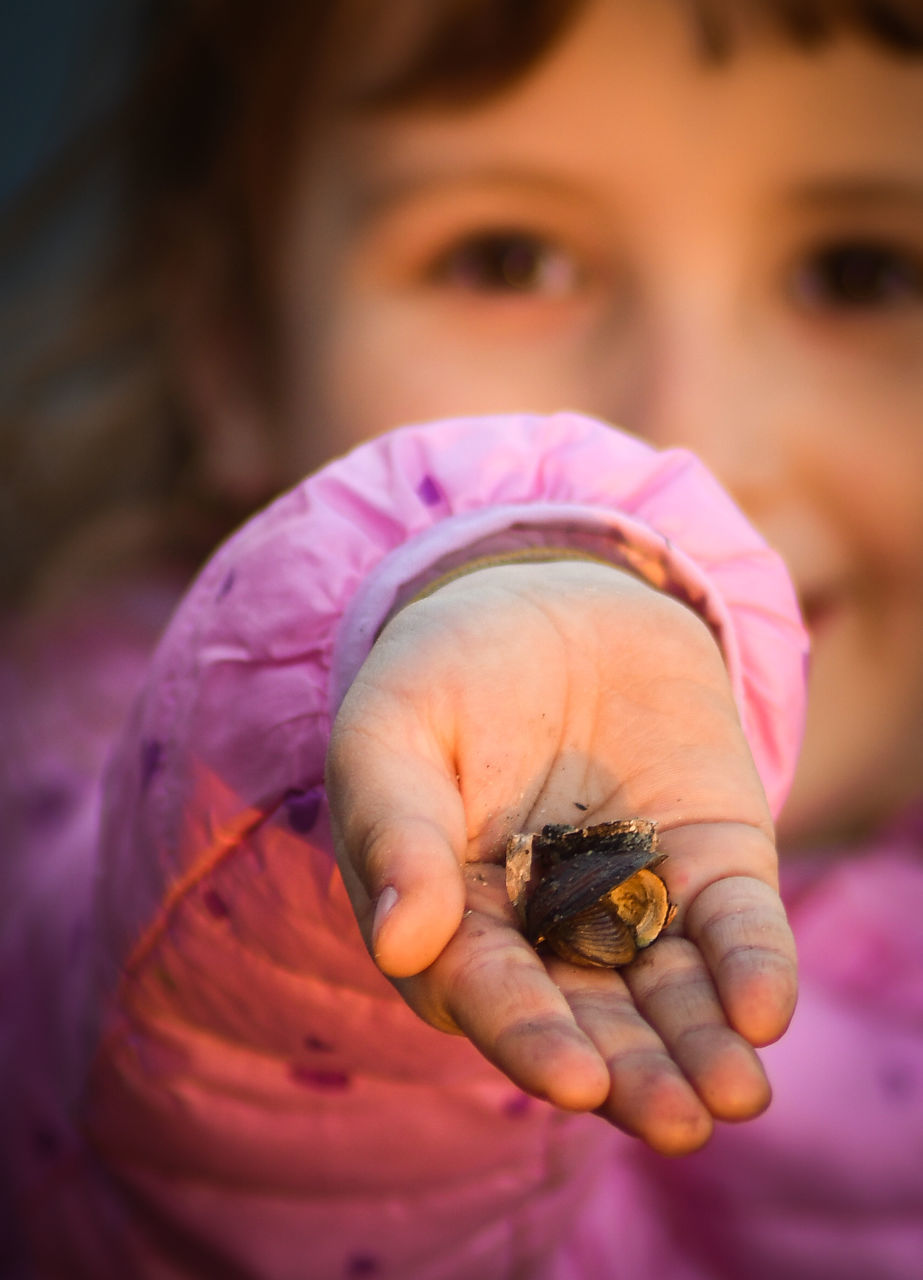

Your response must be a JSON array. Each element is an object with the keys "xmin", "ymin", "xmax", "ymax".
[{"xmin": 505, "ymin": 819, "xmax": 675, "ymax": 968}]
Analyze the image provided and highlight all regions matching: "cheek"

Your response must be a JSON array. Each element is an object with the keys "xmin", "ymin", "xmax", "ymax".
[
  {"xmin": 853, "ymin": 447, "xmax": 923, "ymax": 582},
  {"xmin": 814, "ymin": 390, "xmax": 923, "ymax": 580}
]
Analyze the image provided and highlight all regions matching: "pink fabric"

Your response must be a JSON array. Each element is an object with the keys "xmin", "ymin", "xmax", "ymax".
[
  {"xmin": 2, "ymin": 412, "xmax": 917, "ymax": 1279},
  {"xmin": 636, "ymin": 832, "xmax": 923, "ymax": 1280}
]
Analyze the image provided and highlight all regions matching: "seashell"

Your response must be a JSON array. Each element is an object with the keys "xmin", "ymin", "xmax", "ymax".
[{"xmin": 505, "ymin": 819, "xmax": 675, "ymax": 968}]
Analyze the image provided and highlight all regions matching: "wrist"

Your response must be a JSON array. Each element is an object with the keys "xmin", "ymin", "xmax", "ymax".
[{"xmin": 394, "ymin": 545, "xmax": 651, "ymax": 615}]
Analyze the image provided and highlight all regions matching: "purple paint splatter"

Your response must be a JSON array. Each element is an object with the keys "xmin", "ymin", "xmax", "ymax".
[
  {"xmin": 304, "ymin": 1034, "xmax": 335, "ymax": 1053},
  {"xmin": 140, "ymin": 738, "xmax": 163, "ymax": 790},
  {"xmin": 33, "ymin": 1127, "xmax": 61, "ymax": 1159},
  {"xmin": 285, "ymin": 786, "xmax": 322, "ymax": 834},
  {"xmin": 24, "ymin": 781, "xmax": 73, "ymax": 826},
  {"xmin": 346, "ymin": 1254, "xmax": 381, "ymax": 1278},
  {"xmin": 290, "ymin": 1064, "xmax": 351, "ymax": 1091},
  {"xmin": 416, "ymin": 474, "xmax": 443, "ymax": 507},
  {"xmin": 203, "ymin": 889, "xmax": 230, "ymax": 919},
  {"xmin": 879, "ymin": 1061, "xmax": 917, "ymax": 1103}
]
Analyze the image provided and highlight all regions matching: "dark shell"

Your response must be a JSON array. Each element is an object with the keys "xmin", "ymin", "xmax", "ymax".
[
  {"xmin": 526, "ymin": 847, "xmax": 648, "ymax": 938},
  {"xmin": 508, "ymin": 819, "xmax": 674, "ymax": 969},
  {"xmin": 529, "ymin": 819, "xmax": 658, "ymax": 872},
  {"xmin": 542, "ymin": 898, "xmax": 637, "ymax": 968}
]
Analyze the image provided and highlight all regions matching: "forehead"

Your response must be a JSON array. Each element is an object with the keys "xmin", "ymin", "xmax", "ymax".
[{"xmin": 317, "ymin": 3, "xmax": 923, "ymax": 213}]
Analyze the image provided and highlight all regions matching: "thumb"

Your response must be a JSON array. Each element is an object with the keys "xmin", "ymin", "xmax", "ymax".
[{"xmin": 325, "ymin": 696, "xmax": 469, "ymax": 978}]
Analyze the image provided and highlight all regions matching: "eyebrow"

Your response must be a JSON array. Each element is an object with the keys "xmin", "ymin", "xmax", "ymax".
[
  {"xmin": 348, "ymin": 163, "xmax": 600, "ymax": 224},
  {"xmin": 789, "ymin": 177, "xmax": 923, "ymax": 212}
]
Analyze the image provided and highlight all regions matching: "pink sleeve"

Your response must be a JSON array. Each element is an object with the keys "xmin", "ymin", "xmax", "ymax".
[
  {"xmin": 95, "ymin": 412, "xmax": 805, "ymax": 991},
  {"xmin": 76, "ymin": 412, "xmax": 806, "ymax": 1277}
]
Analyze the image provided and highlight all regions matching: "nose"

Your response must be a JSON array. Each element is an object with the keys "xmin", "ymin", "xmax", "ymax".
[{"xmin": 607, "ymin": 301, "xmax": 786, "ymax": 522}]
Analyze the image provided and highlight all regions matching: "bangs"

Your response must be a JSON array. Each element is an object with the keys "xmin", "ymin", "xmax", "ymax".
[
  {"xmin": 681, "ymin": 0, "xmax": 923, "ymax": 60},
  {"xmin": 363, "ymin": 0, "xmax": 923, "ymax": 108}
]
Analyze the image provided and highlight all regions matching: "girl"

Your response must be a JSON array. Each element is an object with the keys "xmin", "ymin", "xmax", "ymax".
[{"xmin": 2, "ymin": 1, "xmax": 921, "ymax": 1276}]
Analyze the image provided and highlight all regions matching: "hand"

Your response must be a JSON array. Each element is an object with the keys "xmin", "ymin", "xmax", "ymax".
[{"xmin": 325, "ymin": 560, "xmax": 797, "ymax": 1156}]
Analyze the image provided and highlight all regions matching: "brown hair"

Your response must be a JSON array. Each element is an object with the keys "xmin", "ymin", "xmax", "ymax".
[{"xmin": 2, "ymin": 0, "xmax": 922, "ymax": 604}]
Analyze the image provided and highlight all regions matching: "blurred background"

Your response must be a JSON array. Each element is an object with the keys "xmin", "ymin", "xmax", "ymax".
[
  {"xmin": 0, "ymin": 3, "xmax": 169, "ymax": 608},
  {"xmin": 1, "ymin": 1, "xmax": 138, "ymax": 289}
]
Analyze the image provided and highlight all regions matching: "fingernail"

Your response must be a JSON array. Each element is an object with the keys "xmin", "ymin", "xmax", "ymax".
[{"xmin": 372, "ymin": 885, "xmax": 399, "ymax": 949}]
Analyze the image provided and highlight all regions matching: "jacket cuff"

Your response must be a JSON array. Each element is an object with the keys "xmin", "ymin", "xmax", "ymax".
[
  {"xmin": 323, "ymin": 412, "xmax": 806, "ymax": 818},
  {"xmin": 331, "ymin": 503, "xmax": 742, "ymax": 709}
]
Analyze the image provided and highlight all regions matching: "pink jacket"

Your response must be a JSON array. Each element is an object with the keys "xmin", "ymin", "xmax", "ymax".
[{"xmin": 2, "ymin": 413, "xmax": 920, "ymax": 1279}]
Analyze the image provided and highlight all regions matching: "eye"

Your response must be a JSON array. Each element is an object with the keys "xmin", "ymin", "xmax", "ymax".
[
  {"xmin": 791, "ymin": 240, "xmax": 923, "ymax": 311},
  {"xmin": 431, "ymin": 230, "xmax": 579, "ymax": 296}
]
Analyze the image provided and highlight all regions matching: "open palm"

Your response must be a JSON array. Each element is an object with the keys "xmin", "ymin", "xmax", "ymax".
[{"xmin": 326, "ymin": 560, "xmax": 797, "ymax": 1155}]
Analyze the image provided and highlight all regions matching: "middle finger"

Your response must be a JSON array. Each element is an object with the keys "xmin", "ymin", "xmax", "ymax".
[{"xmin": 550, "ymin": 958, "xmax": 714, "ymax": 1155}]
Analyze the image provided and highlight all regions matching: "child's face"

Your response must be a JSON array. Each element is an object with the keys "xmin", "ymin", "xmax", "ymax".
[{"xmin": 256, "ymin": 0, "xmax": 923, "ymax": 845}]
